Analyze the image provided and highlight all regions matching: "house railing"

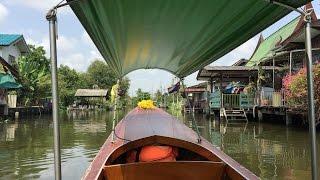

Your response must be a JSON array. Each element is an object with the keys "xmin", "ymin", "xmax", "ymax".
[
  {"xmin": 260, "ymin": 89, "xmax": 286, "ymax": 107},
  {"xmin": 222, "ymin": 94, "xmax": 240, "ymax": 109},
  {"xmin": 209, "ymin": 91, "xmax": 255, "ymax": 109},
  {"xmin": 209, "ymin": 89, "xmax": 286, "ymax": 109}
]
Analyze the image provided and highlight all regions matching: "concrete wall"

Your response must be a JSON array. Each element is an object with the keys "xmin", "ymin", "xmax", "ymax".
[{"xmin": 0, "ymin": 44, "xmax": 21, "ymax": 65}]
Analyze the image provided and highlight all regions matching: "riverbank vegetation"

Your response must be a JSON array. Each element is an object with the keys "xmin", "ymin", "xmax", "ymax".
[
  {"xmin": 16, "ymin": 44, "xmax": 130, "ymax": 109},
  {"xmin": 283, "ymin": 64, "xmax": 320, "ymax": 123}
]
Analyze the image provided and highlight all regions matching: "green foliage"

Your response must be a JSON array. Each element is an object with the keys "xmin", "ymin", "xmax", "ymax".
[
  {"xmin": 58, "ymin": 65, "xmax": 84, "ymax": 108},
  {"xmin": 118, "ymin": 77, "xmax": 130, "ymax": 108},
  {"xmin": 57, "ymin": 61, "xmax": 131, "ymax": 109},
  {"xmin": 17, "ymin": 45, "xmax": 51, "ymax": 105},
  {"xmin": 16, "ymin": 45, "xmax": 131, "ymax": 108},
  {"xmin": 136, "ymin": 88, "xmax": 151, "ymax": 101},
  {"xmin": 243, "ymin": 82, "xmax": 256, "ymax": 95},
  {"xmin": 283, "ymin": 64, "xmax": 320, "ymax": 121},
  {"xmin": 86, "ymin": 60, "xmax": 116, "ymax": 89},
  {"xmin": 131, "ymin": 88, "xmax": 151, "ymax": 107},
  {"xmin": 168, "ymin": 93, "xmax": 183, "ymax": 112},
  {"xmin": 154, "ymin": 90, "xmax": 162, "ymax": 106}
]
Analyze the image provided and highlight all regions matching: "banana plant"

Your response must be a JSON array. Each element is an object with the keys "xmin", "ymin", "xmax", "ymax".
[{"xmin": 17, "ymin": 45, "xmax": 51, "ymax": 106}]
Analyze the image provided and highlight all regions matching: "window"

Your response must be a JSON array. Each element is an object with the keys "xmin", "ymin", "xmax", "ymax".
[{"xmin": 8, "ymin": 55, "xmax": 16, "ymax": 65}]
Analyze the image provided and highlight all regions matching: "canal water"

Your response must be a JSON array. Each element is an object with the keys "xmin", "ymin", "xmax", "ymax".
[{"xmin": 0, "ymin": 110, "xmax": 319, "ymax": 179}]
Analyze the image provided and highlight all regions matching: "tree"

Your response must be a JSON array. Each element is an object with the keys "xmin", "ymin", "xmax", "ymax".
[
  {"xmin": 58, "ymin": 65, "xmax": 84, "ymax": 108},
  {"xmin": 154, "ymin": 90, "xmax": 162, "ymax": 105},
  {"xmin": 136, "ymin": 89, "xmax": 151, "ymax": 101},
  {"xmin": 17, "ymin": 45, "xmax": 51, "ymax": 105},
  {"xmin": 86, "ymin": 60, "xmax": 116, "ymax": 89},
  {"xmin": 118, "ymin": 77, "xmax": 130, "ymax": 108}
]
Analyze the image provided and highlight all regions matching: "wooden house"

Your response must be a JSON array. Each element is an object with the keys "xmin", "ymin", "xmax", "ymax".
[
  {"xmin": 0, "ymin": 34, "xmax": 28, "ymax": 116},
  {"xmin": 74, "ymin": 89, "xmax": 108, "ymax": 109},
  {"xmin": 196, "ymin": 3, "xmax": 320, "ymax": 122},
  {"xmin": 184, "ymin": 82, "xmax": 208, "ymax": 113}
]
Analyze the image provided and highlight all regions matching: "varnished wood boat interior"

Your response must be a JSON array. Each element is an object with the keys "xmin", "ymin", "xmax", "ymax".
[
  {"xmin": 104, "ymin": 161, "xmax": 226, "ymax": 180},
  {"xmin": 83, "ymin": 108, "xmax": 258, "ymax": 180},
  {"xmin": 102, "ymin": 137, "xmax": 226, "ymax": 180}
]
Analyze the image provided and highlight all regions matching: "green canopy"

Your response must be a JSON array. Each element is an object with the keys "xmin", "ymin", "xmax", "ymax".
[
  {"xmin": 68, "ymin": 0, "xmax": 309, "ymax": 77},
  {"xmin": 0, "ymin": 73, "xmax": 22, "ymax": 89}
]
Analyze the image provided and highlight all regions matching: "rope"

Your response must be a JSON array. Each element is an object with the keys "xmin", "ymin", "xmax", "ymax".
[{"xmin": 112, "ymin": 109, "xmax": 131, "ymax": 142}]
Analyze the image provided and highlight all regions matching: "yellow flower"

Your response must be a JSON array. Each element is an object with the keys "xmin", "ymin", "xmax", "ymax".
[{"xmin": 137, "ymin": 99, "xmax": 155, "ymax": 109}]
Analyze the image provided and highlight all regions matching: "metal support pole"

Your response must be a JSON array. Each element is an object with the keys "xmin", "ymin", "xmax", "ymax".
[
  {"xmin": 266, "ymin": 2, "xmax": 318, "ymax": 177},
  {"xmin": 111, "ymin": 79, "xmax": 120, "ymax": 142},
  {"xmin": 305, "ymin": 15, "xmax": 318, "ymax": 180},
  {"xmin": 220, "ymin": 75, "xmax": 223, "ymax": 108},
  {"xmin": 272, "ymin": 57, "xmax": 275, "ymax": 89},
  {"xmin": 210, "ymin": 78, "xmax": 213, "ymax": 93},
  {"xmin": 46, "ymin": 9, "xmax": 61, "ymax": 180},
  {"xmin": 289, "ymin": 51, "xmax": 292, "ymax": 75}
]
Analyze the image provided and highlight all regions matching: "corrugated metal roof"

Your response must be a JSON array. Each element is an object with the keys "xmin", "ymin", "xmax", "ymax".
[
  {"xmin": 75, "ymin": 89, "xmax": 108, "ymax": 97},
  {"xmin": 246, "ymin": 17, "xmax": 300, "ymax": 67},
  {"xmin": 0, "ymin": 34, "xmax": 23, "ymax": 46},
  {"xmin": 197, "ymin": 65, "xmax": 280, "ymax": 81}
]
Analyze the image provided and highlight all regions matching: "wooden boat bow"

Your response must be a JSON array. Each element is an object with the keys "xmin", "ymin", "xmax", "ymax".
[{"xmin": 82, "ymin": 108, "xmax": 258, "ymax": 180}]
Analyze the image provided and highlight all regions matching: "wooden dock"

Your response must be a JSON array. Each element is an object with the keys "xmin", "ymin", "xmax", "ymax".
[{"xmin": 8, "ymin": 106, "xmax": 52, "ymax": 118}]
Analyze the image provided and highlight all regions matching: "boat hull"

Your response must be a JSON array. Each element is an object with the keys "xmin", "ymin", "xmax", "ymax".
[{"xmin": 82, "ymin": 108, "xmax": 258, "ymax": 180}]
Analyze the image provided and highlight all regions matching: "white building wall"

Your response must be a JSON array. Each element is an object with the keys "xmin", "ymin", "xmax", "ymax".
[
  {"xmin": 0, "ymin": 47, "xmax": 2, "ymax": 58},
  {"xmin": 0, "ymin": 44, "xmax": 21, "ymax": 65}
]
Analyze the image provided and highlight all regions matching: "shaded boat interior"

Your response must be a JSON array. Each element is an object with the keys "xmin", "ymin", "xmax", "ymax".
[{"xmin": 99, "ymin": 136, "xmax": 243, "ymax": 180}]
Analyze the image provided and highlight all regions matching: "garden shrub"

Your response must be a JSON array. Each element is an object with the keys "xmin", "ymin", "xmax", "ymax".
[{"xmin": 283, "ymin": 64, "xmax": 320, "ymax": 122}]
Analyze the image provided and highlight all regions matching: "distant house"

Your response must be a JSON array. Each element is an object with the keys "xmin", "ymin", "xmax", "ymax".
[
  {"xmin": 74, "ymin": 89, "xmax": 109, "ymax": 109},
  {"xmin": 75, "ymin": 89, "xmax": 109, "ymax": 98},
  {"xmin": 0, "ymin": 34, "xmax": 28, "ymax": 116},
  {"xmin": 184, "ymin": 82, "xmax": 209, "ymax": 113},
  {"xmin": 0, "ymin": 34, "xmax": 29, "ymax": 66}
]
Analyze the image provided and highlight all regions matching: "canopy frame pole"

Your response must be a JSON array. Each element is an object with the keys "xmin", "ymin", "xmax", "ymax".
[
  {"xmin": 272, "ymin": 57, "xmax": 275, "ymax": 89},
  {"xmin": 305, "ymin": 11, "xmax": 318, "ymax": 180},
  {"xmin": 46, "ymin": 9, "xmax": 61, "ymax": 180},
  {"xmin": 267, "ymin": 1, "xmax": 317, "ymax": 179},
  {"xmin": 289, "ymin": 51, "xmax": 292, "ymax": 75},
  {"xmin": 111, "ymin": 79, "xmax": 120, "ymax": 142},
  {"xmin": 180, "ymin": 78, "xmax": 201, "ymax": 143}
]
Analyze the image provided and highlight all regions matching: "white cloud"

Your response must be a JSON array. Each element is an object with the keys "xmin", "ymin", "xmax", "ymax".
[
  {"xmin": 25, "ymin": 34, "xmax": 102, "ymax": 72},
  {"xmin": 211, "ymin": 35, "xmax": 259, "ymax": 66},
  {"xmin": 26, "ymin": 35, "xmax": 78, "ymax": 56},
  {"xmin": 57, "ymin": 36, "xmax": 78, "ymax": 52},
  {"xmin": 89, "ymin": 50, "xmax": 103, "ymax": 60},
  {"xmin": 3, "ymin": 0, "xmax": 71, "ymax": 14},
  {"xmin": 0, "ymin": 3, "xmax": 9, "ymax": 25},
  {"xmin": 81, "ymin": 31, "xmax": 97, "ymax": 49},
  {"xmin": 59, "ymin": 53, "xmax": 88, "ymax": 72}
]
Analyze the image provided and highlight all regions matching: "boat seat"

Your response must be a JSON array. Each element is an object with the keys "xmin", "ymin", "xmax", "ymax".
[{"xmin": 103, "ymin": 161, "xmax": 226, "ymax": 180}]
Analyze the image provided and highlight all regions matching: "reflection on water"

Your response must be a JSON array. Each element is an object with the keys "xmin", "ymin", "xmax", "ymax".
[
  {"xmin": 0, "ymin": 110, "xmax": 319, "ymax": 179},
  {"xmin": 179, "ymin": 113, "xmax": 320, "ymax": 179},
  {"xmin": 0, "ymin": 110, "xmax": 127, "ymax": 180}
]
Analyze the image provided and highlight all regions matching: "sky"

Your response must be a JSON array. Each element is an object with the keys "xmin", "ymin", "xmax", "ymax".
[{"xmin": 0, "ymin": 1, "xmax": 319, "ymax": 95}]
